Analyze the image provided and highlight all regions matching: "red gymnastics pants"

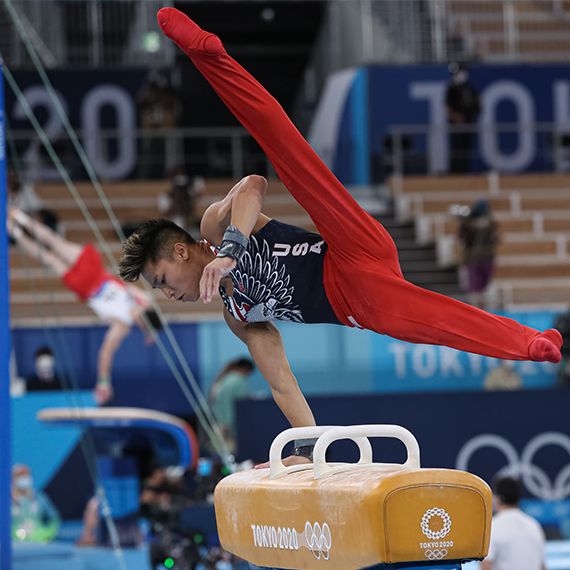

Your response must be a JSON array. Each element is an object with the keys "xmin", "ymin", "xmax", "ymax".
[{"xmin": 158, "ymin": 8, "xmax": 562, "ymax": 363}]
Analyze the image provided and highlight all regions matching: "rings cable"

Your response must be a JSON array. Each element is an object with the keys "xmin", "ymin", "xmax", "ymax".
[
  {"xmin": 2, "ymin": 0, "xmax": 234, "ymax": 469},
  {"xmin": 6, "ymin": 118, "xmax": 128, "ymax": 570}
]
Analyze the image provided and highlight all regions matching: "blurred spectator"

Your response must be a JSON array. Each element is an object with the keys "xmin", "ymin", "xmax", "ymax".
[
  {"xmin": 140, "ymin": 467, "xmax": 190, "ymax": 528},
  {"xmin": 76, "ymin": 493, "xmax": 143, "ymax": 549},
  {"xmin": 208, "ymin": 358, "xmax": 254, "ymax": 454},
  {"xmin": 11, "ymin": 464, "xmax": 60, "ymax": 542},
  {"xmin": 75, "ymin": 496, "xmax": 100, "ymax": 547},
  {"xmin": 481, "ymin": 477, "xmax": 546, "ymax": 570},
  {"xmin": 458, "ymin": 199, "xmax": 499, "ymax": 309},
  {"xmin": 446, "ymin": 62, "xmax": 480, "ymax": 173},
  {"xmin": 554, "ymin": 309, "xmax": 570, "ymax": 387},
  {"xmin": 140, "ymin": 466, "xmax": 201, "ymax": 570},
  {"xmin": 484, "ymin": 361, "xmax": 522, "ymax": 391},
  {"xmin": 137, "ymin": 70, "xmax": 180, "ymax": 179},
  {"xmin": 26, "ymin": 346, "xmax": 64, "ymax": 392},
  {"xmin": 157, "ymin": 165, "xmax": 205, "ymax": 233}
]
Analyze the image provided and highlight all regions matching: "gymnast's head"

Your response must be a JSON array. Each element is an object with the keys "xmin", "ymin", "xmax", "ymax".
[{"xmin": 119, "ymin": 218, "xmax": 210, "ymax": 303}]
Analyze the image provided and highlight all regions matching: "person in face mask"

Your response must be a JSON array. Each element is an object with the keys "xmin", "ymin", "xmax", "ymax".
[
  {"xmin": 26, "ymin": 347, "xmax": 64, "ymax": 392},
  {"xmin": 11, "ymin": 464, "xmax": 60, "ymax": 542},
  {"xmin": 446, "ymin": 62, "xmax": 481, "ymax": 173},
  {"xmin": 12, "ymin": 465, "xmax": 34, "ymax": 502}
]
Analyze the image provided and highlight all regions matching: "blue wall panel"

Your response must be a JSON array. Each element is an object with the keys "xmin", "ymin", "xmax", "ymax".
[
  {"xmin": 370, "ymin": 310, "xmax": 559, "ymax": 392},
  {"xmin": 325, "ymin": 64, "xmax": 570, "ymax": 182},
  {"xmin": 11, "ymin": 392, "xmax": 95, "ymax": 490},
  {"xmin": 236, "ymin": 388, "xmax": 570, "ymax": 524},
  {"xmin": 9, "ymin": 309, "xmax": 565, "ymax": 527},
  {"xmin": 235, "ymin": 390, "xmax": 570, "ymax": 535},
  {"xmin": 12, "ymin": 322, "xmax": 200, "ymax": 416},
  {"xmin": 198, "ymin": 310, "xmax": 559, "ymax": 398},
  {"xmin": 198, "ymin": 320, "xmax": 374, "ymax": 398},
  {"xmin": 368, "ymin": 64, "xmax": 570, "ymax": 176},
  {"xmin": 11, "ymin": 309, "xmax": 561, "ymax": 416}
]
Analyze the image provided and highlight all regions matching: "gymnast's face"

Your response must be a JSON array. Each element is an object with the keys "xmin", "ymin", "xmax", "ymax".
[{"xmin": 143, "ymin": 242, "xmax": 206, "ymax": 303}]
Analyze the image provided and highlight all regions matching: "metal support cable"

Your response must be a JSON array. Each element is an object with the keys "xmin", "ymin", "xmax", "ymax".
[
  {"xmin": 12, "ymin": 5, "xmax": 57, "ymax": 68},
  {"xmin": 3, "ymin": 0, "xmax": 234, "ymax": 466},
  {"xmin": 1, "ymin": 57, "xmax": 233, "ymax": 468},
  {"xmin": 11, "ymin": 239, "xmax": 127, "ymax": 570}
]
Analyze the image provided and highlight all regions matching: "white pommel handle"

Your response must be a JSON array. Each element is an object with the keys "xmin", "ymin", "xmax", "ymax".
[
  {"xmin": 269, "ymin": 426, "xmax": 373, "ymax": 480},
  {"xmin": 312, "ymin": 424, "xmax": 421, "ymax": 480}
]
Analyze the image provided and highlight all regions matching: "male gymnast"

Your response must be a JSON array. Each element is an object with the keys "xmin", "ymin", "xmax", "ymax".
[
  {"xmin": 119, "ymin": 8, "xmax": 562, "ymax": 463},
  {"xmin": 10, "ymin": 208, "xmax": 162, "ymax": 405}
]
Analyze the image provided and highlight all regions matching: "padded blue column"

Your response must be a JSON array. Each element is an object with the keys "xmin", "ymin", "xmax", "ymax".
[{"xmin": 0, "ymin": 64, "xmax": 12, "ymax": 570}]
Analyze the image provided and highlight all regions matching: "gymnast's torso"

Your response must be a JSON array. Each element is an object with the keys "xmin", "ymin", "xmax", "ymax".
[{"xmin": 218, "ymin": 219, "xmax": 341, "ymax": 325}]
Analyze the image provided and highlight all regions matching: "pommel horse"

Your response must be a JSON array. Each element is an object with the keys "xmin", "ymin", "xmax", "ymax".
[{"xmin": 215, "ymin": 425, "xmax": 492, "ymax": 570}]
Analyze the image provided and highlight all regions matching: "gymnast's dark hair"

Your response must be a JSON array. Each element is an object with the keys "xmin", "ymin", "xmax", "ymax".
[{"xmin": 119, "ymin": 219, "xmax": 196, "ymax": 283}]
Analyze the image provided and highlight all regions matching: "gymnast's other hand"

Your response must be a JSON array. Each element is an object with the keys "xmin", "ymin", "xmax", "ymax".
[
  {"xmin": 94, "ymin": 383, "xmax": 114, "ymax": 405},
  {"xmin": 200, "ymin": 256, "xmax": 236, "ymax": 303},
  {"xmin": 255, "ymin": 454, "xmax": 312, "ymax": 470}
]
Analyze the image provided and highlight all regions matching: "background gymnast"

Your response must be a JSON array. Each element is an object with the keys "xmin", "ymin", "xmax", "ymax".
[
  {"xmin": 9, "ymin": 207, "xmax": 162, "ymax": 405},
  {"xmin": 118, "ymin": 8, "xmax": 562, "ymax": 465}
]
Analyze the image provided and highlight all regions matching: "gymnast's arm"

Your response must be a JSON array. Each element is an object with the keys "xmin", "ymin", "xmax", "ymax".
[
  {"xmin": 200, "ymin": 175, "xmax": 270, "ymax": 303},
  {"xmin": 223, "ymin": 308, "xmax": 316, "ymax": 431},
  {"xmin": 94, "ymin": 319, "xmax": 131, "ymax": 405}
]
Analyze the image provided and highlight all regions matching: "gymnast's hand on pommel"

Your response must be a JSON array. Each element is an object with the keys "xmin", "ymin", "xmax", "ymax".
[
  {"xmin": 255, "ymin": 455, "xmax": 312, "ymax": 470},
  {"xmin": 200, "ymin": 256, "xmax": 236, "ymax": 303}
]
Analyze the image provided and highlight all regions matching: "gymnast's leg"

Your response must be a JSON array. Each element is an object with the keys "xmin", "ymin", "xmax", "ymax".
[
  {"xmin": 10, "ymin": 208, "xmax": 82, "ymax": 265},
  {"xmin": 10, "ymin": 223, "xmax": 68, "ymax": 277},
  {"xmin": 157, "ymin": 9, "xmax": 561, "ymax": 364},
  {"xmin": 346, "ymin": 270, "xmax": 562, "ymax": 363},
  {"xmin": 157, "ymin": 8, "xmax": 397, "ymax": 264}
]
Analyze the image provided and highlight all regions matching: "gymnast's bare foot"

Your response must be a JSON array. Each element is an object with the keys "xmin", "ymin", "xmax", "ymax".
[
  {"xmin": 157, "ymin": 7, "xmax": 223, "ymax": 57},
  {"xmin": 529, "ymin": 329, "xmax": 563, "ymax": 363},
  {"xmin": 255, "ymin": 455, "xmax": 312, "ymax": 470}
]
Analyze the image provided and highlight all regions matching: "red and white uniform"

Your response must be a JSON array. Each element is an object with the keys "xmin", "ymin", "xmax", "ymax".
[{"xmin": 62, "ymin": 244, "xmax": 140, "ymax": 326}]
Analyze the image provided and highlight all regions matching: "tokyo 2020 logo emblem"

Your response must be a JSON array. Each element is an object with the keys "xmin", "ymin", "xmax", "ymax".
[{"xmin": 420, "ymin": 507, "xmax": 452, "ymax": 540}]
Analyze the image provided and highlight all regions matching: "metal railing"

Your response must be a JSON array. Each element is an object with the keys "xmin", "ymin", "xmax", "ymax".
[
  {"xmin": 385, "ymin": 122, "xmax": 570, "ymax": 182},
  {"xmin": 0, "ymin": 0, "xmax": 174, "ymax": 70},
  {"xmin": 1, "ymin": 0, "xmax": 570, "ymax": 71},
  {"xmin": 6, "ymin": 127, "xmax": 276, "ymax": 181},
  {"xmin": 297, "ymin": 0, "xmax": 570, "ymax": 132},
  {"xmin": 282, "ymin": 0, "xmax": 570, "ymax": 115},
  {"xmin": 8, "ymin": 122, "xmax": 570, "ymax": 183},
  {"xmin": 440, "ymin": 0, "xmax": 570, "ymax": 64}
]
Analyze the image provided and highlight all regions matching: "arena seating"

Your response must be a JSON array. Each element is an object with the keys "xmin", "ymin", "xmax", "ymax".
[
  {"xmin": 9, "ymin": 178, "xmax": 315, "ymax": 326},
  {"xmin": 446, "ymin": 1, "xmax": 570, "ymax": 62},
  {"xmin": 389, "ymin": 172, "xmax": 570, "ymax": 307},
  {"xmin": 11, "ymin": 172, "xmax": 568, "ymax": 325}
]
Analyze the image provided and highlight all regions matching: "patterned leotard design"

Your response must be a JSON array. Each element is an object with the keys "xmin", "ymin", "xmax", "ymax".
[{"xmin": 219, "ymin": 219, "xmax": 341, "ymax": 325}]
